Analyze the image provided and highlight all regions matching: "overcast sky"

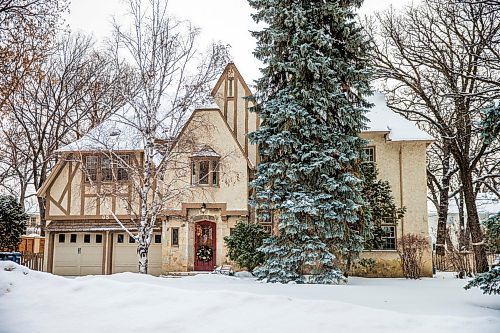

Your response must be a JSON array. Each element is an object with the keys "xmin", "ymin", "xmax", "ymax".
[{"xmin": 65, "ymin": 0, "xmax": 417, "ymax": 84}]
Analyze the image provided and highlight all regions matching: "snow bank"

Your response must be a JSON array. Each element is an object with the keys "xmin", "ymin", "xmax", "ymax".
[{"xmin": 0, "ymin": 262, "xmax": 498, "ymax": 333}]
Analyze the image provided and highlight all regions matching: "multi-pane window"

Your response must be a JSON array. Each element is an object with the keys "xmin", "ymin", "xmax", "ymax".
[
  {"xmin": 84, "ymin": 154, "xmax": 130, "ymax": 183},
  {"xmin": 191, "ymin": 159, "xmax": 220, "ymax": 186},
  {"xmin": 85, "ymin": 156, "xmax": 98, "ymax": 182},
  {"xmin": 211, "ymin": 161, "xmax": 219, "ymax": 186},
  {"xmin": 101, "ymin": 156, "xmax": 113, "ymax": 181},
  {"xmin": 199, "ymin": 160, "xmax": 210, "ymax": 185},
  {"xmin": 363, "ymin": 147, "xmax": 376, "ymax": 162},
  {"xmin": 191, "ymin": 161, "xmax": 197, "ymax": 184},
  {"xmin": 117, "ymin": 155, "xmax": 129, "ymax": 181},
  {"xmin": 261, "ymin": 224, "xmax": 273, "ymax": 234},
  {"xmin": 117, "ymin": 234, "xmax": 124, "ymax": 243},
  {"xmin": 382, "ymin": 225, "xmax": 396, "ymax": 250}
]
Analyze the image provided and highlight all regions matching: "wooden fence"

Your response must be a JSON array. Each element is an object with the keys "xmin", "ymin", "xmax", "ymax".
[
  {"xmin": 433, "ymin": 251, "xmax": 498, "ymax": 275},
  {"xmin": 20, "ymin": 252, "xmax": 44, "ymax": 271}
]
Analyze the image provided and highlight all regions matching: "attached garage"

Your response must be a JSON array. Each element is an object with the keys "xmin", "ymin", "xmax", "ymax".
[
  {"xmin": 53, "ymin": 233, "xmax": 104, "ymax": 276},
  {"xmin": 111, "ymin": 232, "xmax": 162, "ymax": 275}
]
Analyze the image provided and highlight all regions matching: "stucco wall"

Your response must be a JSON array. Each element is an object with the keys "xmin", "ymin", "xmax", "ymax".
[
  {"xmin": 162, "ymin": 210, "xmax": 240, "ymax": 272},
  {"xmin": 164, "ymin": 110, "xmax": 249, "ymax": 212},
  {"xmin": 355, "ymin": 133, "xmax": 433, "ymax": 277}
]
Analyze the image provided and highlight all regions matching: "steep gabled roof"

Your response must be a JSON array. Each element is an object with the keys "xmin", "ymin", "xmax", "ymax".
[
  {"xmin": 173, "ymin": 108, "xmax": 254, "ymax": 169},
  {"xmin": 36, "ymin": 158, "xmax": 67, "ymax": 197},
  {"xmin": 211, "ymin": 62, "xmax": 253, "ymax": 98}
]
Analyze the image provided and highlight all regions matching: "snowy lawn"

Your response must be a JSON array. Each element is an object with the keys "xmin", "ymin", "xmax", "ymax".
[{"xmin": 0, "ymin": 262, "xmax": 498, "ymax": 333}]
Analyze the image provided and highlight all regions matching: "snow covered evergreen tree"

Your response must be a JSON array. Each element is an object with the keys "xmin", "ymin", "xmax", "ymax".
[
  {"xmin": 0, "ymin": 196, "xmax": 27, "ymax": 251},
  {"xmin": 249, "ymin": 0, "xmax": 372, "ymax": 283}
]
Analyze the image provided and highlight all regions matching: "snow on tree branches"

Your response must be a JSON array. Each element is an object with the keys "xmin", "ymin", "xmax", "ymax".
[{"xmin": 249, "ymin": 0, "xmax": 372, "ymax": 283}]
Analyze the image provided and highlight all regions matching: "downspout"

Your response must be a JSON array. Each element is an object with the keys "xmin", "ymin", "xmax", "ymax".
[{"xmin": 399, "ymin": 144, "xmax": 404, "ymax": 237}]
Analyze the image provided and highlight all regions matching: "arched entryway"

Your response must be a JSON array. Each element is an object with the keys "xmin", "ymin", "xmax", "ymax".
[{"xmin": 194, "ymin": 221, "xmax": 216, "ymax": 271}]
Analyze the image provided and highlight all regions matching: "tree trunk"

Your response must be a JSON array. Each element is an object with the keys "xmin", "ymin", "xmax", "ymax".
[
  {"xmin": 37, "ymin": 196, "xmax": 46, "ymax": 237},
  {"xmin": 461, "ymin": 170, "xmax": 489, "ymax": 273},
  {"xmin": 137, "ymin": 240, "xmax": 149, "ymax": 274},
  {"xmin": 458, "ymin": 191, "xmax": 468, "ymax": 251},
  {"xmin": 436, "ymin": 143, "xmax": 451, "ymax": 256}
]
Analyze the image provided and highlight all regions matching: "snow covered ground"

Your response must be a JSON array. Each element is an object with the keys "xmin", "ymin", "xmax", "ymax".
[{"xmin": 0, "ymin": 262, "xmax": 498, "ymax": 333}]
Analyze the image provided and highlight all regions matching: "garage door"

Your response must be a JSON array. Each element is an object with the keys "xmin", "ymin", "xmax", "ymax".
[
  {"xmin": 53, "ymin": 233, "xmax": 104, "ymax": 276},
  {"xmin": 112, "ymin": 232, "xmax": 162, "ymax": 275}
]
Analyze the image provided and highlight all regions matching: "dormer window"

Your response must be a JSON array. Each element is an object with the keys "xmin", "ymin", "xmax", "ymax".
[{"xmin": 190, "ymin": 146, "xmax": 220, "ymax": 187}]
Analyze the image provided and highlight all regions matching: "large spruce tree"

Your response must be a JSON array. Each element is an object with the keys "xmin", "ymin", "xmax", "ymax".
[{"xmin": 249, "ymin": 0, "xmax": 372, "ymax": 283}]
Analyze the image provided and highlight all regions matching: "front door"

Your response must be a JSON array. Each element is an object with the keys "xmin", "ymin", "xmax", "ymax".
[{"xmin": 194, "ymin": 221, "xmax": 216, "ymax": 271}]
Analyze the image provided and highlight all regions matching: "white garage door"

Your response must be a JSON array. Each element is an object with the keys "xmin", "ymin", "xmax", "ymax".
[
  {"xmin": 53, "ymin": 233, "xmax": 104, "ymax": 276},
  {"xmin": 112, "ymin": 232, "xmax": 162, "ymax": 275}
]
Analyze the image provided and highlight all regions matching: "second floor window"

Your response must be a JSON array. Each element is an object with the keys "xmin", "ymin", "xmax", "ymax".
[
  {"xmin": 191, "ymin": 159, "xmax": 219, "ymax": 186},
  {"xmin": 85, "ymin": 156, "xmax": 98, "ymax": 182},
  {"xmin": 84, "ymin": 154, "xmax": 130, "ymax": 183},
  {"xmin": 363, "ymin": 147, "xmax": 376, "ymax": 162},
  {"xmin": 101, "ymin": 156, "xmax": 113, "ymax": 181},
  {"xmin": 117, "ymin": 155, "xmax": 129, "ymax": 181}
]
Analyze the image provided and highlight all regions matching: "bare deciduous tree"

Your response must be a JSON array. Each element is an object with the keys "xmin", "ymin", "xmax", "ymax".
[
  {"xmin": 367, "ymin": 0, "xmax": 500, "ymax": 272},
  {"xmin": 75, "ymin": 0, "xmax": 230, "ymax": 274},
  {"xmin": 1, "ymin": 32, "xmax": 132, "ymax": 233},
  {"xmin": 0, "ymin": 0, "xmax": 69, "ymax": 109}
]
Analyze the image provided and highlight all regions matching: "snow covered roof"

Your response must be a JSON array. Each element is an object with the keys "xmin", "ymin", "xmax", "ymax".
[
  {"xmin": 58, "ymin": 92, "xmax": 433, "ymax": 153},
  {"xmin": 428, "ymin": 193, "xmax": 500, "ymax": 215},
  {"xmin": 365, "ymin": 93, "xmax": 434, "ymax": 141},
  {"xmin": 58, "ymin": 119, "xmax": 144, "ymax": 152},
  {"xmin": 190, "ymin": 145, "xmax": 220, "ymax": 158}
]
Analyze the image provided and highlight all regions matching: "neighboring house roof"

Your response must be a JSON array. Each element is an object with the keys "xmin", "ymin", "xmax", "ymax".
[
  {"xmin": 365, "ymin": 93, "xmax": 434, "ymax": 142},
  {"xmin": 428, "ymin": 193, "xmax": 500, "ymax": 216}
]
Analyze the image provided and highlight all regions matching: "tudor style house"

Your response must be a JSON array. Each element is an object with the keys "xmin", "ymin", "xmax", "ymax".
[{"xmin": 38, "ymin": 63, "xmax": 434, "ymax": 277}]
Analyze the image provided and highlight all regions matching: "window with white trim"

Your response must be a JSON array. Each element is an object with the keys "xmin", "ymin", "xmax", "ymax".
[
  {"xmin": 85, "ymin": 156, "xmax": 98, "ymax": 182},
  {"xmin": 363, "ymin": 147, "xmax": 376, "ymax": 162},
  {"xmin": 381, "ymin": 225, "xmax": 396, "ymax": 250}
]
